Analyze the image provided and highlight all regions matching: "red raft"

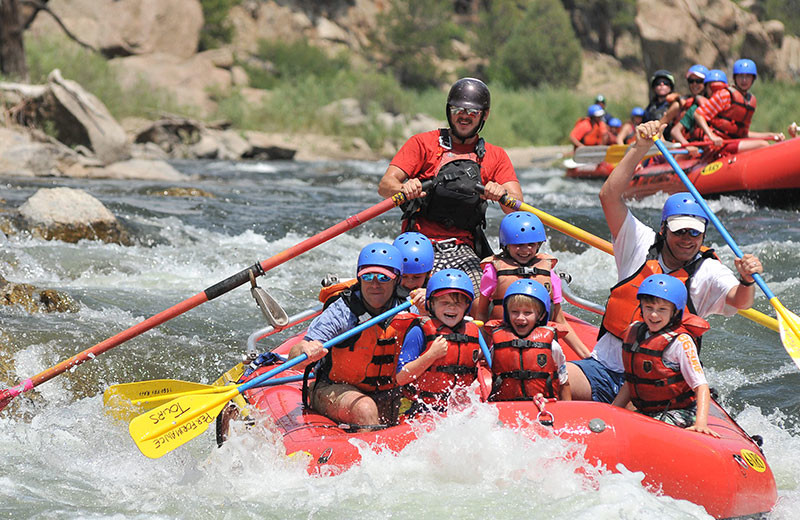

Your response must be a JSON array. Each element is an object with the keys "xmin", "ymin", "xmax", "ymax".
[
  {"xmin": 221, "ymin": 313, "xmax": 777, "ymax": 519},
  {"xmin": 565, "ymin": 138, "xmax": 800, "ymax": 205}
]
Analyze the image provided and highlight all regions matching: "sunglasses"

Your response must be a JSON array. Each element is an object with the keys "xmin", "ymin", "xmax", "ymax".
[
  {"xmin": 360, "ymin": 273, "xmax": 393, "ymax": 283},
  {"xmin": 449, "ymin": 106, "xmax": 482, "ymax": 118},
  {"xmin": 653, "ymin": 79, "xmax": 671, "ymax": 87},
  {"xmin": 671, "ymin": 228, "xmax": 703, "ymax": 237},
  {"xmin": 687, "ymin": 78, "xmax": 704, "ymax": 84}
]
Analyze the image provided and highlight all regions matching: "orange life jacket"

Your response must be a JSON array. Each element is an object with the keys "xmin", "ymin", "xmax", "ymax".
[
  {"xmin": 710, "ymin": 87, "xmax": 756, "ymax": 138},
  {"xmin": 318, "ymin": 278, "xmax": 357, "ymax": 307},
  {"xmin": 489, "ymin": 323, "xmax": 559, "ymax": 400},
  {"xmin": 621, "ymin": 314, "xmax": 709, "ymax": 413},
  {"xmin": 414, "ymin": 317, "xmax": 481, "ymax": 406},
  {"xmin": 480, "ymin": 252, "xmax": 556, "ymax": 320},
  {"xmin": 599, "ymin": 239, "xmax": 718, "ymax": 341},
  {"xmin": 326, "ymin": 311, "xmax": 417, "ymax": 392},
  {"xmin": 574, "ymin": 117, "xmax": 606, "ymax": 145}
]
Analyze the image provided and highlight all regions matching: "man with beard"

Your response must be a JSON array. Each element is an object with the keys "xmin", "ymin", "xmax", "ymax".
[{"xmin": 377, "ymin": 78, "xmax": 523, "ymax": 292}]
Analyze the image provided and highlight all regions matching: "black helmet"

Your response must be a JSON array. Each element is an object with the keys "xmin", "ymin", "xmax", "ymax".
[
  {"xmin": 447, "ymin": 78, "xmax": 490, "ymax": 111},
  {"xmin": 650, "ymin": 69, "xmax": 675, "ymax": 89}
]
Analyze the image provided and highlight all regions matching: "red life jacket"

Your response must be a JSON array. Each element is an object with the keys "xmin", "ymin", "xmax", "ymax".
[
  {"xmin": 489, "ymin": 323, "xmax": 559, "ymax": 400},
  {"xmin": 480, "ymin": 252, "xmax": 556, "ymax": 320},
  {"xmin": 599, "ymin": 239, "xmax": 718, "ymax": 341},
  {"xmin": 414, "ymin": 317, "xmax": 481, "ymax": 406},
  {"xmin": 710, "ymin": 87, "xmax": 756, "ymax": 138},
  {"xmin": 620, "ymin": 314, "xmax": 709, "ymax": 413}
]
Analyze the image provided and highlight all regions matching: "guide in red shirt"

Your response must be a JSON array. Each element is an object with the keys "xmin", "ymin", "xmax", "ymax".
[{"xmin": 378, "ymin": 78, "xmax": 523, "ymax": 290}]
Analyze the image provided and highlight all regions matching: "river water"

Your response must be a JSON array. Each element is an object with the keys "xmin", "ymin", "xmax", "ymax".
[{"xmin": 1, "ymin": 158, "xmax": 799, "ymax": 519}]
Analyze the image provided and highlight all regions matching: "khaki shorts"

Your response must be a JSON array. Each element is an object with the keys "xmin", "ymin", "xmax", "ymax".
[{"xmin": 311, "ymin": 381, "xmax": 399, "ymax": 425}]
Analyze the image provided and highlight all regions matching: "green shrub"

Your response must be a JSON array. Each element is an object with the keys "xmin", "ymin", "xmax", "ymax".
[
  {"xmin": 761, "ymin": 0, "xmax": 800, "ymax": 36},
  {"xmin": 372, "ymin": 0, "xmax": 464, "ymax": 89},
  {"xmin": 245, "ymin": 39, "xmax": 351, "ymax": 90},
  {"xmin": 199, "ymin": 0, "xmax": 240, "ymax": 50},
  {"xmin": 24, "ymin": 34, "xmax": 186, "ymax": 119},
  {"xmin": 484, "ymin": 0, "xmax": 582, "ymax": 88},
  {"xmin": 749, "ymin": 79, "xmax": 800, "ymax": 134}
]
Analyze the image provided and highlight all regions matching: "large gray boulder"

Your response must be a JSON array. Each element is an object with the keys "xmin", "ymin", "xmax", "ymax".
[
  {"xmin": 636, "ymin": 0, "xmax": 799, "ymax": 80},
  {"xmin": 28, "ymin": 0, "xmax": 203, "ymax": 59},
  {"xmin": 17, "ymin": 187, "xmax": 131, "ymax": 245}
]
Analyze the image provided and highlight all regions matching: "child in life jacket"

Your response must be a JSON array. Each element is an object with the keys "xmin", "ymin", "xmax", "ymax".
[
  {"xmin": 488, "ymin": 279, "xmax": 571, "ymax": 401},
  {"xmin": 393, "ymin": 231, "xmax": 434, "ymax": 313},
  {"xmin": 396, "ymin": 269, "xmax": 483, "ymax": 412},
  {"xmin": 474, "ymin": 211, "xmax": 590, "ymax": 359},
  {"xmin": 612, "ymin": 274, "xmax": 719, "ymax": 437}
]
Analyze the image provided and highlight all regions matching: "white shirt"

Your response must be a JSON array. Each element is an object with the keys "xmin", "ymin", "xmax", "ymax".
[
  {"xmin": 592, "ymin": 210, "xmax": 739, "ymax": 372},
  {"xmin": 643, "ymin": 329, "xmax": 708, "ymax": 389}
]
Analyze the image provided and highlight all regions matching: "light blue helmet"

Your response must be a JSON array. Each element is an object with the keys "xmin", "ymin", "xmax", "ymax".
[
  {"xmin": 686, "ymin": 64, "xmax": 709, "ymax": 79},
  {"xmin": 392, "ymin": 232, "xmax": 434, "ymax": 275},
  {"xmin": 425, "ymin": 269, "xmax": 474, "ymax": 312},
  {"xmin": 733, "ymin": 59, "xmax": 757, "ymax": 78},
  {"xmin": 503, "ymin": 279, "xmax": 551, "ymax": 326},
  {"xmin": 631, "ymin": 106, "xmax": 645, "ymax": 118},
  {"xmin": 499, "ymin": 211, "xmax": 546, "ymax": 248},
  {"xmin": 704, "ymin": 69, "xmax": 728, "ymax": 85},
  {"xmin": 587, "ymin": 104, "xmax": 605, "ymax": 117},
  {"xmin": 637, "ymin": 274, "xmax": 687, "ymax": 319},
  {"xmin": 357, "ymin": 242, "xmax": 403, "ymax": 276},
  {"xmin": 609, "ymin": 117, "xmax": 622, "ymax": 128},
  {"xmin": 661, "ymin": 192, "xmax": 708, "ymax": 224}
]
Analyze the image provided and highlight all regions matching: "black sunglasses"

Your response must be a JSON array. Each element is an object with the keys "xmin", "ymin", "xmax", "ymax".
[{"xmin": 687, "ymin": 78, "xmax": 704, "ymax": 84}]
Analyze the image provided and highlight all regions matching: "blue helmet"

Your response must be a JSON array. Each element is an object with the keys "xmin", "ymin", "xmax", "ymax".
[
  {"xmin": 686, "ymin": 64, "xmax": 709, "ymax": 79},
  {"xmin": 661, "ymin": 192, "xmax": 708, "ymax": 224},
  {"xmin": 637, "ymin": 274, "xmax": 687, "ymax": 318},
  {"xmin": 587, "ymin": 104, "xmax": 605, "ymax": 117},
  {"xmin": 631, "ymin": 106, "xmax": 645, "ymax": 118},
  {"xmin": 499, "ymin": 211, "xmax": 546, "ymax": 248},
  {"xmin": 503, "ymin": 279, "xmax": 551, "ymax": 326},
  {"xmin": 425, "ymin": 269, "xmax": 474, "ymax": 312},
  {"xmin": 357, "ymin": 242, "xmax": 403, "ymax": 276},
  {"xmin": 733, "ymin": 59, "xmax": 757, "ymax": 78},
  {"xmin": 704, "ymin": 69, "xmax": 728, "ymax": 85},
  {"xmin": 608, "ymin": 117, "xmax": 622, "ymax": 128},
  {"xmin": 392, "ymin": 232, "xmax": 434, "ymax": 275}
]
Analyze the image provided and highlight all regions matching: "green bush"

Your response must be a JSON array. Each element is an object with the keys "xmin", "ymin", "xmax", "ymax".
[
  {"xmin": 24, "ymin": 35, "xmax": 187, "ymax": 120},
  {"xmin": 761, "ymin": 0, "xmax": 800, "ymax": 36},
  {"xmin": 245, "ymin": 39, "xmax": 351, "ymax": 90},
  {"xmin": 199, "ymin": 0, "xmax": 240, "ymax": 51},
  {"xmin": 749, "ymin": 79, "xmax": 800, "ymax": 134},
  {"xmin": 372, "ymin": 0, "xmax": 464, "ymax": 89},
  {"xmin": 484, "ymin": 0, "xmax": 582, "ymax": 88}
]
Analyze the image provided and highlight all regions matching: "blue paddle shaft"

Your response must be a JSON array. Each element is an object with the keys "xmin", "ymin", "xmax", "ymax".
[
  {"xmin": 238, "ymin": 300, "xmax": 413, "ymax": 393},
  {"xmin": 477, "ymin": 330, "xmax": 492, "ymax": 369},
  {"xmin": 653, "ymin": 138, "xmax": 773, "ymax": 299}
]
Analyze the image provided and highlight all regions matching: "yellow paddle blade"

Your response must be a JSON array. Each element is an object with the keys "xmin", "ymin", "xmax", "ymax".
[
  {"xmin": 773, "ymin": 298, "xmax": 800, "ymax": 370},
  {"xmin": 738, "ymin": 308, "xmax": 779, "ymax": 332},
  {"xmin": 103, "ymin": 379, "xmax": 228, "ymax": 421},
  {"xmin": 129, "ymin": 391, "xmax": 235, "ymax": 458}
]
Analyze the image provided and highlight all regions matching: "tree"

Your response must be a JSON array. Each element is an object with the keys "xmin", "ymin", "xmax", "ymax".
[{"xmin": 0, "ymin": 0, "xmax": 28, "ymax": 79}]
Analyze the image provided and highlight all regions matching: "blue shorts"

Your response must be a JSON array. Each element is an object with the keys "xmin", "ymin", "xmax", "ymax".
[{"xmin": 571, "ymin": 358, "xmax": 625, "ymax": 403}]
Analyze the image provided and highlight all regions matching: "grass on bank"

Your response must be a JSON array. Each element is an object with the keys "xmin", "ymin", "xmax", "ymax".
[{"xmin": 14, "ymin": 35, "xmax": 799, "ymax": 150}]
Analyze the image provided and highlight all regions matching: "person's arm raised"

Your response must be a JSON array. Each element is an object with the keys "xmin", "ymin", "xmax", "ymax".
[{"xmin": 599, "ymin": 121, "xmax": 665, "ymax": 239}]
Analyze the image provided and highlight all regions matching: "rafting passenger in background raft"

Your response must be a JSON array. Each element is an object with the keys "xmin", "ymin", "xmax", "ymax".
[
  {"xmin": 613, "ymin": 274, "xmax": 718, "ymax": 437},
  {"xmin": 567, "ymin": 120, "xmax": 765, "ymax": 403},
  {"xmin": 289, "ymin": 243, "xmax": 416, "ymax": 427},
  {"xmin": 377, "ymin": 77, "xmax": 523, "ymax": 293}
]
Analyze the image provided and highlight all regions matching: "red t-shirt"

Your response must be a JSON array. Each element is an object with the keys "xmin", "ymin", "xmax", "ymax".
[{"xmin": 390, "ymin": 129, "xmax": 518, "ymax": 244}]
